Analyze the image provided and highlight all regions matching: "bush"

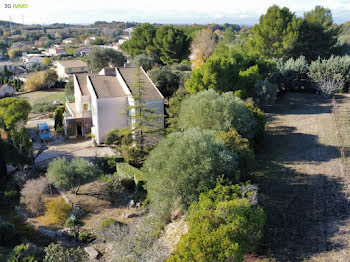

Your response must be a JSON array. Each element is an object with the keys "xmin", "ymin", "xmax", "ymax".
[
  {"xmin": 46, "ymin": 157, "xmax": 100, "ymax": 194},
  {"xmin": 4, "ymin": 180, "xmax": 19, "ymax": 202},
  {"xmin": 216, "ymin": 129, "xmax": 255, "ymax": 177},
  {"xmin": 54, "ymin": 105, "xmax": 65, "ymax": 132},
  {"xmin": 100, "ymin": 218, "xmax": 120, "ymax": 231},
  {"xmin": 245, "ymin": 103, "xmax": 266, "ymax": 148},
  {"xmin": 38, "ymin": 197, "xmax": 72, "ymax": 226},
  {"xmin": 148, "ymin": 68, "xmax": 180, "ymax": 97},
  {"xmin": 104, "ymin": 128, "xmax": 132, "ymax": 147},
  {"xmin": 0, "ymin": 221, "xmax": 16, "ymax": 245},
  {"xmin": 32, "ymin": 101, "xmax": 56, "ymax": 114},
  {"xmin": 77, "ymin": 231, "xmax": 95, "ymax": 243},
  {"xmin": 252, "ymin": 79, "xmax": 278, "ymax": 107},
  {"xmin": 7, "ymin": 243, "xmax": 45, "ymax": 262},
  {"xmin": 64, "ymin": 80, "xmax": 74, "ymax": 102},
  {"xmin": 117, "ymin": 163, "xmax": 145, "ymax": 187},
  {"xmin": 167, "ymin": 183, "xmax": 266, "ymax": 262},
  {"xmin": 178, "ymin": 89, "xmax": 257, "ymax": 140},
  {"xmin": 132, "ymin": 53, "xmax": 156, "ymax": 72},
  {"xmin": 43, "ymin": 243, "xmax": 87, "ymax": 262},
  {"xmin": 64, "ymin": 217, "xmax": 74, "ymax": 228},
  {"xmin": 20, "ymin": 176, "xmax": 50, "ymax": 216},
  {"xmin": 143, "ymin": 128, "xmax": 239, "ymax": 220},
  {"xmin": 95, "ymin": 155, "xmax": 124, "ymax": 174},
  {"xmin": 24, "ymin": 70, "xmax": 58, "ymax": 91}
]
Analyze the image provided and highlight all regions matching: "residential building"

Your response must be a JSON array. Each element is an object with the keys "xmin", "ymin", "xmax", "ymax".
[
  {"xmin": 0, "ymin": 85, "xmax": 16, "ymax": 98},
  {"xmin": 0, "ymin": 61, "xmax": 15, "ymax": 71},
  {"xmin": 21, "ymin": 53, "xmax": 45, "ymax": 69},
  {"xmin": 34, "ymin": 36, "xmax": 49, "ymax": 47},
  {"xmin": 55, "ymin": 60, "xmax": 88, "ymax": 79},
  {"xmin": 76, "ymin": 46, "xmax": 92, "ymax": 56},
  {"xmin": 64, "ymin": 66, "xmax": 164, "ymax": 144},
  {"xmin": 11, "ymin": 42, "xmax": 26, "ymax": 49},
  {"xmin": 124, "ymin": 27, "xmax": 134, "ymax": 35},
  {"xmin": 84, "ymin": 36, "xmax": 96, "ymax": 45},
  {"xmin": 63, "ymin": 38, "xmax": 76, "ymax": 44},
  {"xmin": 46, "ymin": 45, "xmax": 66, "ymax": 56}
]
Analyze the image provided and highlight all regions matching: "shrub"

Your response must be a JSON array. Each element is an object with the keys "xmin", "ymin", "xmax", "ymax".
[
  {"xmin": 7, "ymin": 243, "xmax": 45, "ymax": 262},
  {"xmin": 143, "ymin": 128, "xmax": 238, "ymax": 219},
  {"xmin": 117, "ymin": 163, "xmax": 145, "ymax": 187},
  {"xmin": 104, "ymin": 128, "xmax": 132, "ymax": 147},
  {"xmin": 46, "ymin": 157, "xmax": 100, "ymax": 194},
  {"xmin": 20, "ymin": 176, "xmax": 50, "ymax": 216},
  {"xmin": 178, "ymin": 89, "xmax": 257, "ymax": 140},
  {"xmin": 64, "ymin": 217, "xmax": 74, "ymax": 228},
  {"xmin": 95, "ymin": 155, "xmax": 124, "ymax": 174},
  {"xmin": 100, "ymin": 218, "xmax": 120, "ymax": 231},
  {"xmin": 0, "ymin": 221, "xmax": 16, "ymax": 245},
  {"xmin": 24, "ymin": 70, "xmax": 58, "ymax": 91},
  {"xmin": 148, "ymin": 68, "xmax": 180, "ymax": 97},
  {"xmin": 4, "ymin": 180, "xmax": 19, "ymax": 202},
  {"xmin": 216, "ymin": 129, "xmax": 255, "ymax": 176},
  {"xmin": 54, "ymin": 105, "xmax": 65, "ymax": 132},
  {"xmin": 38, "ymin": 197, "xmax": 72, "ymax": 226},
  {"xmin": 43, "ymin": 243, "xmax": 87, "ymax": 262},
  {"xmin": 252, "ymin": 79, "xmax": 278, "ymax": 107},
  {"xmin": 64, "ymin": 80, "xmax": 74, "ymax": 102},
  {"xmin": 245, "ymin": 103, "xmax": 266, "ymax": 147},
  {"xmin": 31, "ymin": 101, "xmax": 56, "ymax": 114},
  {"xmin": 132, "ymin": 53, "xmax": 156, "ymax": 72},
  {"xmin": 167, "ymin": 183, "xmax": 266, "ymax": 262},
  {"xmin": 78, "ymin": 231, "xmax": 96, "ymax": 243}
]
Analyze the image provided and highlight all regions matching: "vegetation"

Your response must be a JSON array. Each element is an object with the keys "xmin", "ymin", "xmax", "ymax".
[
  {"xmin": 0, "ymin": 221, "xmax": 16, "ymax": 245},
  {"xmin": 167, "ymin": 183, "xmax": 266, "ymax": 262},
  {"xmin": 31, "ymin": 101, "xmax": 57, "ymax": 113},
  {"xmin": 43, "ymin": 243, "xmax": 86, "ymax": 262},
  {"xmin": 38, "ymin": 197, "xmax": 72, "ymax": 226},
  {"xmin": 117, "ymin": 162, "xmax": 145, "ymax": 186},
  {"xmin": 54, "ymin": 105, "xmax": 65, "ymax": 133},
  {"xmin": 24, "ymin": 70, "xmax": 58, "ymax": 91},
  {"xmin": 6, "ymin": 243, "xmax": 44, "ymax": 262},
  {"xmin": 143, "ymin": 128, "xmax": 238, "ymax": 219},
  {"xmin": 131, "ymin": 53, "xmax": 156, "ymax": 71},
  {"xmin": 148, "ymin": 67, "xmax": 179, "ymax": 97},
  {"xmin": 87, "ymin": 47, "xmax": 126, "ymax": 71},
  {"xmin": 178, "ymin": 90, "xmax": 257, "ymax": 140},
  {"xmin": 46, "ymin": 157, "xmax": 100, "ymax": 194}
]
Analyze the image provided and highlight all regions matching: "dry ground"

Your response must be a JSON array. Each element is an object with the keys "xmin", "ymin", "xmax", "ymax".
[{"xmin": 256, "ymin": 93, "xmax": 350, "ymax": 261}]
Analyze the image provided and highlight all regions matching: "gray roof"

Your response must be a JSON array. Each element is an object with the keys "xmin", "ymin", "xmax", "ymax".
[
  {"xmin": 117, "ymin": 67, "xmax": 163, "ymax": 100},
  {"xmin": 75, "ymin": 74, "xmax": 93, "ymax": 96},
  {"xmin": 88, "ymin": 75, "xmax": 126, "ymax": 98},
  {"xmin": 57, "ymin": 60, "xmax": 88, "ymax": 68}
]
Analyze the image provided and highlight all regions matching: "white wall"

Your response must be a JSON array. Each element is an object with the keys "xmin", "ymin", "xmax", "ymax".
[
  {"xmin": 96, "ymin": 96, "xmax": 129, "ymax": 144},
  {"xmin": 73, "ymin": 76, "xmax": 82, "ymax": 115}
]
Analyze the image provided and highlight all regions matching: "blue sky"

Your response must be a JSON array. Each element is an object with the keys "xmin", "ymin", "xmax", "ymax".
[{"xmin": 1, "ymin": 0, "xmax": 350, "ymax": 25}]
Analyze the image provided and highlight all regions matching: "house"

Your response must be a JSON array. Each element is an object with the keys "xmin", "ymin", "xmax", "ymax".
[
  {"xmin": 47, "ymin": 45, "xmax": 66, "ymax": 56},
  {"xmin": 34, "ymin": 37, "xmax": 49, "ymax": 47},
  {"xmin": 0, "ymin": 61, "xmax": 15, "ymax": 72},
  {"xmin": 124, "ymin": 27, "xmax": 134, "ymax": 35},
  {"xmin": 75, "ymin": 46, "xmax": 91, "ymax": 57},
  {"xmin": 64, "ymin": 66, "xmax": 164, "ymax": 144},
  {"xmin": 62, "ymin": 38, "xmax": 76, "ymax": 44},
  {"xmin": 11, "ymin": 42, "xmax": 26, "ymax": 49},
  {"xmin": 0, "ymin": 85, "xmax": 16, "ymax": 98},
  {"xmin": 55, "ymin": 60, "xmax": 88, "ymax": 79},
  {"xmin": 21, "ymin": 53, "xmax": 44, "ymax": 69},
  {"xmin": 84, "ymin": 36, "xmax": 96, "ymax": 45}
]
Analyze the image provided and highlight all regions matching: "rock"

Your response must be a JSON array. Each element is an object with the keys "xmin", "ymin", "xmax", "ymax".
[
  {"xmin": 136, "ymin": 202, "xmax": 141, "ymax": 208},
  {"xmin": 84, "ymin": 246, "xmax": 99, "ymax": 259},
  {"xmin": 128, "ymin": 199, "xmax": 135, "ymax": 208},
  {"xmin": 123, "ymin": 210, "xmax": 145, "ymax": 218}
]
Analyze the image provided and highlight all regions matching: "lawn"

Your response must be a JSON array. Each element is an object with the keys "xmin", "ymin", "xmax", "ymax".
[{"xmin": 17, "ymin": 88, "xmax": 65, "ymax": 106}]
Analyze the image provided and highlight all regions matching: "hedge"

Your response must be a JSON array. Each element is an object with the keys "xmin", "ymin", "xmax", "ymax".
[{"xmin": 116, "ymin": 163, "xmax": 145, "ymax": 186}]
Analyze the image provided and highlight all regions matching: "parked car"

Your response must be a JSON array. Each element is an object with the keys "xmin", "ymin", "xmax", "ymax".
[{"xmin": 37, "ymin": 122, "xmax": 52, "ymax": 142}]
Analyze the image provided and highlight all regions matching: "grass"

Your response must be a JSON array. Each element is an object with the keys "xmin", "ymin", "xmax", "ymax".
[{"xmin": 17, "ymin": 88, "xmax": 65, "ymax": 106}]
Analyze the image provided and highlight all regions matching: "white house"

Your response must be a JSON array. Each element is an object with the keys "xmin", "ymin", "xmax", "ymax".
[
  {"xmin": 21, "ymin": 54, "xmax": 44, "ymax": 69},
  {"xmin": 55, "ymin": 60, "xmax": 88, "ymax": 79},
  {"xmin": 84, "ymin": 36, "xmax": 96, "ymax": 45},
  {"xmin": 62, "ymin": 38, "xmax": 76, "ymax": 44},
  {"xmin": 64, "ymin": 66, "xmax": 164, "ymax": 144},
  {"xmin": 46, "ymin": 45, "xmax": 66, "ymax": 56},
  {"xmin": 0, "ymin": 61, "xmax": 15, "ymax": 72},
  {"xmin": 0, "ymin": 85, "xmax": 16, "ymax": 98}
]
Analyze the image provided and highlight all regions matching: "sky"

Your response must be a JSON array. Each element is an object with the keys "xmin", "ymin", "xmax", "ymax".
[{"xmin": 1, "ymin": 0, "xmax": 350, "ymax": 25}]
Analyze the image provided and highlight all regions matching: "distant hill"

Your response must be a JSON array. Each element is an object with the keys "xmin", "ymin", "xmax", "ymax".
[{"xmin": 0, "ymin": 20, "xmax": 22, "ymax": 27}]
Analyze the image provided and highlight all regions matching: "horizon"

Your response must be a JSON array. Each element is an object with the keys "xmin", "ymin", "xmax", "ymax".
[{"xmin": 1, "ymin": 0, "xmax": 349, "ymax": 26}]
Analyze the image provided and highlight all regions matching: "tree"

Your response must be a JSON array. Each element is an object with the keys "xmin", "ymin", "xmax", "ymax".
[
  {"xmin": 221, "ymin": 27, "xmax": 237, "ymax": 46},
  {"xmin": 131, "ymin": 53, "xmax": 156, "ymax": 72},
  {"xmin": 41, "ymin": 57, "xmax": 53, "ymax": 66},
  {"xmin": 94, "ymin": 37, "xmax": 106, "ymax": 45},
  {"xmin": 1, "ymin": 65, "xmax": 11, "ymax": 78},
  {"xmin": 295, "ymin": 6, "xmax": 341, "ymax": 61},
  {"xmin": 54, "ymin": 105, "xmax": 65, "ymax": 133},
  {"xmin": 87, "ymin": 47, "xmax": 126, "ymax": 71},
  {"xmin": 167, "ymin": 183, "xmax": 266, "ymax": 262},
  {"xmin": 142, "ymin": 128, "xmax": 238, "ymax": 219},
  {"xmin": 120, "ymin": 23, "xmax": 157, "ymax": 57},
  {"xmin": 65, "ymin": 80, "xmax": 74, "ymax": 102},
  {"xmin": 178, "ymin": 90, "xmax": 257, "ymax": 140},
  {"xmin": 7, "ymin": 243, "xmax": 45, "ymax": 262},
  {"xmin": 248, "ymin": 5, "xmax": 302, "ymax": 59},
  {"xmin": 8, "ymin": 49, "xmax": 22, "ymax": 59},
  {"xmin": 24, "ymin": 70, "xmax": 58, "ymax": 91},
  {"xmin": 153, "ymin": 25, "xmax": 190, "ymax": 64},
  {"xmin": 166, "ymin": 91, "xmax": 189, "ymax": 134},
  {"xmin": 148, "ymin": 67, "xmax": 179, "ymax": 97},
  {"xmin": 46, "ymin": 157, "xmax": 99, "ymax": 194},
  {"xmin": 189, "ymin": 28, "xmax": 217, "ymax": 69},
  {"xmin": 43, "ymin": 243, "xmax": 87, "ymax": 262},
  {"xmin": 44, "ymin": 69, "xmax": 58, "ymax": 88}
]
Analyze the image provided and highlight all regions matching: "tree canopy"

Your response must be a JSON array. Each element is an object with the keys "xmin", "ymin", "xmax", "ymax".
[{"xmin": 88, "ymin": 47, "xmax": 126, "ymax": 71}]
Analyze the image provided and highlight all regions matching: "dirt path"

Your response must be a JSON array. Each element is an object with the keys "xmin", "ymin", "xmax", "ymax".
[{"xmin": 258, "ymin": 93, "xmax": 350, "ymax": 261}]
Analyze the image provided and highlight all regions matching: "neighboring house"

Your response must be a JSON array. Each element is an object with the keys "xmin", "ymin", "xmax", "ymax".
[
  {"xmin": 11, "ymin": 42, "xmax": 26, "ymax": 49},
  {"xmin": 84, "ymin": 36, "xmax": 96, "ymax": 45},
  {"xmin": 34, "ymin": 36, "xmax": 49, "ymax": 47},
  {"xmin": 124, "ymin": 27, "xmax": 134, "ymax": 35},
  {"xmin": 64, "ymin": 66, "xmax": 164, "ymax": 144},
  {"xmin": 76, "ymin": 46, "xmax": 91, "ymax": 56},
  {"xmin": 63, "ymin": 38, "xmax": 76, "ymax": 44},
  {"xmin": 11, "ymin": 66, "xmax": 27, "ymax": 75},
  {"xmin": 0, "ymin": 61, "xmax": 15, "ymax": 72},
  {"xmin": 21, "ymin": 53, "xmax": 44, "ymax": 69},
  {"xmin": 17, "ymin": 71, "xmax": 36, "ymax": 83},
  {"xmin": 55, "ymin": 60, "xmax": 88, "ymax": 79},
  {"xmin": 46, "ymin": 45, "xmax": 66, "ymax": 56},
  {"xmin": 0, "ymin": 85, "xmax": 16, "ymax": 98}
]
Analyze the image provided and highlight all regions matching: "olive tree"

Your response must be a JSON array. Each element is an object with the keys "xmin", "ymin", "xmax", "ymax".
[
  {"xmin": 142, "ymin": 128, "xmax": 238, "ymax": 219},
  {"xmin": 178, "ymin": 89, "xmax": 257, "ymax": 140}
]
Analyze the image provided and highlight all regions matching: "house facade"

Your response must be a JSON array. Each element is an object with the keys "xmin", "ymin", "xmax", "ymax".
[
  {"xmin": 21, "ymin": 54, "xmax": 44, "ymax": 69},
  {"xmin": 64, "ymin": 66, "xmax": 164, "ymax": 144},
  {"xmin": 55, "ymin": 60, "xmax": 88, "ymax": 80}
]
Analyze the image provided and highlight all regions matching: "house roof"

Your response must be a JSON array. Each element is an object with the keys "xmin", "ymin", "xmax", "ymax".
[
  {"xmin": 88, "ymin": 75, "xmax": 126, "ymax": 98},
  {"xmin": 117, "ymin": 67, "xmax": 163, "ymax": 100},
  {"xmin": 75, "ymin": 73, "xmax": 93, "ymax": 96},
  {"xmin": 0, "ymin": 85, "xmax": 15, "ymax": 92},
  {"xmin": 57, "ymin": 60, "xmax": 88, "ymax": 68}
]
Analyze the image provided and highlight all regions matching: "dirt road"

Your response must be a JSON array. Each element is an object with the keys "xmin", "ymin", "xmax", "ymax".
[{"xmin": 258, "ymin": 93, "xmax": 350, "ymax": 261}]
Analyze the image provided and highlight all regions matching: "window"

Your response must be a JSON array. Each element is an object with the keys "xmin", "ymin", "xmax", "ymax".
[
  {"xmin": 68, "ymin": 68, "xmax": 72, "ymax": 72},
  {"xmin": 83, "ymin": 104, "xmax": 88, "ymax": 110}
]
